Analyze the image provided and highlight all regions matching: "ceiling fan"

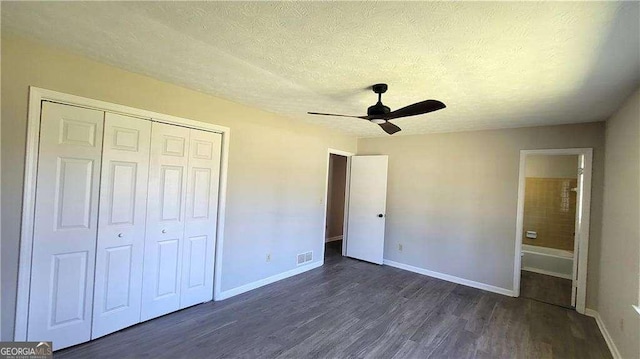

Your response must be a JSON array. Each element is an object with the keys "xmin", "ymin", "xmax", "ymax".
[{"xmin": 308, "ymin": 83, "xmax": 446, "ymax": 135}]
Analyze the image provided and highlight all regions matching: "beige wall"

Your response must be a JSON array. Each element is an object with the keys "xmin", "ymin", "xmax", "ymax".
[
  {"xmin": 326, "ymin": 154, "xmax": 347, "ymax": 240},
  {"xmin": 598, "ymin": 88, "xmax": 640, "ymax": 359},
  {"xmin": 0, "ymin": 35, "xmax": 357, "ymax": 340},
  {"xmin": 357, "ymin": 123, "xmax": 605, "ymax": 304},
  {"xmin": 525, "ymin": 155, "xmax": 578, "ymax": 178}
]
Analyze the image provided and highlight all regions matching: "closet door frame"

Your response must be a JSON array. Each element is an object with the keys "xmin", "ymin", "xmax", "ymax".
[{"xmin": 15, "ymin": 87, "xmax": 231, "ymax": 341}]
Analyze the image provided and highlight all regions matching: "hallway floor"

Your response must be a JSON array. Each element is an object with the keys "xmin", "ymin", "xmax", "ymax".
[{"xmin": 324, "ymin": 239, "xmax": 342, "ymax": 258}]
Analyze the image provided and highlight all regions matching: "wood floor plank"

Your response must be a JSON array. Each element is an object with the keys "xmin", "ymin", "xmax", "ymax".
[
  {"xmin": 55, "ymin": 242, "xmax": 611, "ymax": 359},
  {"xmin": 521, "ymin": 271, "xmax": 572, "ymax": 308}
]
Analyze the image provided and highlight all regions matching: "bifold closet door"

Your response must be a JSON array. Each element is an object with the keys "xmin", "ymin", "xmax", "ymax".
[
  {"xmin": 180, "ymin": 129, "xmax": 222, "ymax": 308},
  {"xmin": 28, "ymin": 102, "xmax": 104, "ymax": 350},
  {"xmin": 141, "ymin": 122, "xmax": 190, "ymax": 321},
  {"xmin": 92, "ymin": 113, "xmax": 151, "ymax": 338}
]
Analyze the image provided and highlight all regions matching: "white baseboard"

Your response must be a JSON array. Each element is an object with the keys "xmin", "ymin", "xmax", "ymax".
[
  {"xmin": 584, "ymin": 309, "xmax": 622, "ymax": 359},
  {"xmin": 216, "ymin": 261, "xmax": 323, "ymax": 300},
  {"xmin": 382, "ymin": 259, "xmax": 514, "ymax": 297},
  {"xmin": 522, "ymin": 267, "xmax": 573, "ymax": 280},
  {"xmin": 325, "ymin": 235, "xmax": 343, "ymax": 243}
]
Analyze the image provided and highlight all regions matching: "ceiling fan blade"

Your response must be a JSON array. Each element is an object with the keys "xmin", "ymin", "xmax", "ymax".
[
  {"xmin": 382, "ymin": 100, "xmax": 446, "ymax": 120},
  {"xmin": 307, "ymin": 112, "xmax": 366, "ymax": 119},
  {"xmin": 379, "ymin": 121, "xmax": 401, "ymax": 135}
]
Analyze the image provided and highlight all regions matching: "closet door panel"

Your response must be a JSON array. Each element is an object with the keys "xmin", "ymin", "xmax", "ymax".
[
  {"xmin": 141, "ymin": 123, "xmax": 190, "ymax": 321},
  {"xmin": 180, "ymin": 130, "xmax": 222, "ymax": 308},
  {"xmin": 28, "ymin": 102, "xmax": 104, "ymax": 350},
  {"xmin": 92, "ymin": 113, "xmax": 151, "ymax": 339}
]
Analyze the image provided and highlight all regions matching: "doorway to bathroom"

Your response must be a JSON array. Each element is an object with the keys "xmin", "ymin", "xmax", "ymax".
[{"xmin": 513, "ymin": 149, "xmax": 593, "ymax": 313}]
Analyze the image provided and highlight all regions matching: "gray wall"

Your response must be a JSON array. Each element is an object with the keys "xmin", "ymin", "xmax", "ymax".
[
  {"xmin": 525, "ymin": 155, "xmax": 578, "ymax": 178},
  {"xmin": 598, "ymin": 88, "xmax": 639, "ymax": 359},
  {"xmin": 0, "ymin": 35, "xmax": 357, "ymax": 340},
  {"xmin": 358, "ymin": 122, "xmax": 605, "ymax": 304}
]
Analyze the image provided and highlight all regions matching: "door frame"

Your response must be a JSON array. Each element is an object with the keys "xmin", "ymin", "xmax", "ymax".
[
  {"xmin": 513, "ymin": 148, "xmax": 593, "ymax": 314},
  {"xmin": 14, "ymin": 87, "xmax": 231, "ymax": 340},
  {"xmin": 321, "ymin": 149, "xmax": 355, "ymax": 261}
]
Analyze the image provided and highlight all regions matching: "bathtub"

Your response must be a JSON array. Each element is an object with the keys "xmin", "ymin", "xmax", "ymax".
[{"xmin": 521, "ymin": 244, "xmax": 574, "ymax": 279}]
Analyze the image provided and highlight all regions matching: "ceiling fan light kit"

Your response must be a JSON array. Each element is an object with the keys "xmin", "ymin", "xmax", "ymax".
[{"xmin": 308, "ymin": 83, "xmax": 446, "ymax": 135}]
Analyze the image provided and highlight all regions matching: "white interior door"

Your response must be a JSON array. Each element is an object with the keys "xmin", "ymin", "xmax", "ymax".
[
  {"xmin": 571, "ymin": 162, "xmax": 583, "ymax": 308},
  {"xmin": 346, "ymin": 155, "xmax": 388, "ymax": 264},
  {"xmin": 141, "ymin": 122, "xmax": 190, "ymax": 321},
  {"xmin": 28, "ymin": 102, "xmax": 104, "ymax": 350},
  {"xmin": 92, "ymin": 113, "xmax": 151, "ymax": 338},
  {"xmin": 180, "ymin": 129, "xmax": 222, "ymax": 308}
]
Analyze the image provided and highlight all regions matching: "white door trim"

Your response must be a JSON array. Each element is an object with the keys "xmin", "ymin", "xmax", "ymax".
[
  {"xmin": 321, "ymin": 149, "xmax": 355, "ymax": 261},
  {"xmin": 14, "ymin": 86, "xmax": 231, "ymax": 340},
  {"xmin": 513, "ymin": 148, "xmax": 593, "ymax": 314}
]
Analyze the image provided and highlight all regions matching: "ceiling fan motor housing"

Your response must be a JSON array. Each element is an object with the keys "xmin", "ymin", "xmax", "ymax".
[
  {"xmin": 368, "ymin": 83, "xmax": 391, "ymax": 122},
  {"xmin": 367, "ymin": 102, "xmax": 390, "ymax": 116}
]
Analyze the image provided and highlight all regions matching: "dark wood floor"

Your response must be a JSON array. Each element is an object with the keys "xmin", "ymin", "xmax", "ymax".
[
  {"xmin": 324, "ymin": 239, "xmax": 342, "ymax": 258},
  {"xmin": 56, "ymin": 244, "xmax": 611, "ymax": 358},
  {"xmin": 521, "ymin": 271, "xmax": 573, "ymax": 308}
]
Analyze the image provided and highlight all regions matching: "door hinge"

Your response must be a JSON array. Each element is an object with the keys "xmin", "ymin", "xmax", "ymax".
[{"xmin": 577, "ymin": 167, "xmax": 584, "ymax": 175}]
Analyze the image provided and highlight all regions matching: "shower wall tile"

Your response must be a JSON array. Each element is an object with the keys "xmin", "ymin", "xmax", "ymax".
[{"xmin": 523, "ymin": 177, "xmax": 577, "ymax": 251}]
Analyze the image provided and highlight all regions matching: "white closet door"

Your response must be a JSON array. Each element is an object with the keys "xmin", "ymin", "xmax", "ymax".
[
  {"xmin": 92, "ymin": 113, "xmax": 151, "ymax": 338},
  {"xmin": 346, "ymin": 155, "xmax": 388, "ymax": 265},
  {"xmin": 28, "ymin": 102, "xmax": 104, "ymax": 350},
  {"xmin": 180, "ymin": 130, "xmax": 222, "ymax": 308},
  {"xmin": 141, "ymin": 122, "xmax": 190, "ymax": 321}
]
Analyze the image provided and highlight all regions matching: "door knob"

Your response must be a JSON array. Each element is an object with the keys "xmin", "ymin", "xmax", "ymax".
[
  {"xmin": 117, "ymin": 233, "xmax": 123, "ymax": 238},
  {"xmin": 378, "ymin": 214, "xmax": 384, "ymax": 218},
  {"xmin": 162, "ymin": 229, "xmax": 167, "ymax": 234}
]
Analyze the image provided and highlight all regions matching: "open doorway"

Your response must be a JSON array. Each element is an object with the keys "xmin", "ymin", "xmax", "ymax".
[
  {"xmin": 520, "ymin": 154, "xmax": 578, "ymax": 308},
  {"xmin": 324, "ymin": 152, "xmax": 349, "ymax": 262},
  {"xmin": 514, "ymin": 149, "xmax": 593, "ymax": 313}
]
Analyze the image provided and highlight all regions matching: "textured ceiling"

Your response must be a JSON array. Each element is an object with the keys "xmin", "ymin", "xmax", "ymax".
[{"xmin": 2, "ymin": 2, "xmax": 639, "ymax": 137}]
